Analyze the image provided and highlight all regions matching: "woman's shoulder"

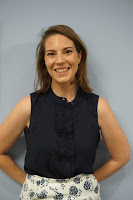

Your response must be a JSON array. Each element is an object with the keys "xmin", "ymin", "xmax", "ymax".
[
  {"xmin": 97, "ymin": 96, "xmax": 112, "ymax": 128},
  {"xmin": 98, "ymin": 96, "xmax": 110, "ymax": 114},
  {"xmin": 18, "ymin": 94, "xmax": 31, "ymax": 115},
  {"xmin": 16, "ymin": 92, "xmax": 39, "ymax": 116}
]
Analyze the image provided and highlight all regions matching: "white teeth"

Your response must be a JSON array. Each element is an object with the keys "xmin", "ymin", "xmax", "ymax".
[{"xmin": 55, "ymin": 68, "xmax": 69, "ymax": 72}]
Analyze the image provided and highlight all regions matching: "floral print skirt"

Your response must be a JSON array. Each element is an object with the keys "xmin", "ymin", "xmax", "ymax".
[{"xmin": 19, "ymin": 173, "xmax": 101, "ymax": 200}]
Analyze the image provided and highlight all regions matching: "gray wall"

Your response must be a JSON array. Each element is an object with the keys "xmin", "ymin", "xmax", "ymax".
[{"xmin": 0, "ymin": 0, "xmax": 133, "ymax": 199}]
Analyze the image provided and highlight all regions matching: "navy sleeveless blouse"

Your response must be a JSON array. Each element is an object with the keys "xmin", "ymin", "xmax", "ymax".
[{"xmin": 24, "ymin": 86, "xmax": 100, "ymax": 179}]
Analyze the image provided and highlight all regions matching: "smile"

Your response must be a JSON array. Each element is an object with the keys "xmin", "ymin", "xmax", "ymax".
[{"xmin": 54, "ymin": 67, "xmax": 70, "ymax": 73}]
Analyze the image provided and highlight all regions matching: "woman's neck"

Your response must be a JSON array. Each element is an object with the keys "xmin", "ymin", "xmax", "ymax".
[{"xmin": 51, "ymin": 82, "xmax": 78, "ymax": 102}]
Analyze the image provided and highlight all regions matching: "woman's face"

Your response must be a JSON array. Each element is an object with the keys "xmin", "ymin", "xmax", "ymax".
[{"xmin": 44, "ymin": 34, "xmax": 82, "ymax": 86}]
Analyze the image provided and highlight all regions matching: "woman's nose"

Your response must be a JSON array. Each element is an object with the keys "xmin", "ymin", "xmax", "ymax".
[{"xmin": 55, "ymin": 53, "xmax": 65, "ymax": 64}]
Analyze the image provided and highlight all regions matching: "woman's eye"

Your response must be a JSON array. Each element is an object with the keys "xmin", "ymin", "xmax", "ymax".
[
  {"xmin": 65, "ymin": 50, "xmax": 72, "ymax": 54},
  {"xmin": 47, "ymin": 53, "xmax": 54, "ymax": 56}
]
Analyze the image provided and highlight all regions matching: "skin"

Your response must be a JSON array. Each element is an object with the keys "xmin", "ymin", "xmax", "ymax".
[{"xmin": 0, "ymin": 34, "xmax": 130, "ymax": 186}]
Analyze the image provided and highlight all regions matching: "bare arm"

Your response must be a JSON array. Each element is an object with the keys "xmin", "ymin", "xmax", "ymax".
[
  {"xmin": 93, "ymin": 97, "xmax": 130, "ymax": 183},
  {"xmin": 0, "ymin": 95, "xmax": 31, "ymax": 185}
]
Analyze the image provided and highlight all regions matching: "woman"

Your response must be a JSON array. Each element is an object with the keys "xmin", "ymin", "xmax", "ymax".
[{"xmin": 0, "ymin": 25, "xmax": 130, "ymax": 200}]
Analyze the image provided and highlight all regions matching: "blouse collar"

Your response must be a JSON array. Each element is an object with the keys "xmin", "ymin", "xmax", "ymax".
[{"xmin": 48, "ymin": 86, "xmax": 82, "ymax": 106}]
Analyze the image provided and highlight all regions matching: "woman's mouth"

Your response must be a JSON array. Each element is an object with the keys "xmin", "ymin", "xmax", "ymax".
[{"xmin": 54, "ymin": 67, "xmax": 70, "ymax": 74}]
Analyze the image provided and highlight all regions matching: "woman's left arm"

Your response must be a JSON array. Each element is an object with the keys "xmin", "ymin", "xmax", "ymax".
[{"xmin": 93, "ymin": 97, "xmax": 130, "ymax": 183}]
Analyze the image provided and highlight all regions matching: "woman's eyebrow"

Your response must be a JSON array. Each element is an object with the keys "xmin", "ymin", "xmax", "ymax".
[{"xmin": 46, "ymin": 47, "xmax": 73, "ymax": 52}]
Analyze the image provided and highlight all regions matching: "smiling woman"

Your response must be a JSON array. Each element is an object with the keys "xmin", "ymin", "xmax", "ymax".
[
  {"xmin": 35, "ymin": 25, "xmax": 92, "ymax": 97},
  {"xmin": 0, "ymin": 25, "xmax": 130, "ymax": 200}
]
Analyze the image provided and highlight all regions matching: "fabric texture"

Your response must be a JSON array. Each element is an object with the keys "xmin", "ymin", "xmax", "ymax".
[
  {"xmin": 23, "ymin": 86, "xmax": 100, "ymax": 178},
  {"xmin": 19, "ymin": 173, "xmax": 101, "ymax": 200}
]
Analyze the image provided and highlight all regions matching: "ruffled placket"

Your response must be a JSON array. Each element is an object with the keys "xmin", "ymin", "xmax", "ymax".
[
  {"xmin": 49, "ymin": 87, "xmax": 82, "ymax": 166},
  {"xmin": 55, "ymin": 101, "xmax": 75, "ymax": 163}
]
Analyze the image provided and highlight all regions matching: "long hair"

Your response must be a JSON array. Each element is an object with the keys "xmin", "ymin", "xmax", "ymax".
[{"xmin": 34, "ymin": 25, "xmax": 93, "ymax": 93}]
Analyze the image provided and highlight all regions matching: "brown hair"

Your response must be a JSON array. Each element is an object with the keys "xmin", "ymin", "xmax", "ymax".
[{"xmin": 34, "ymin": 25, "xmax": 93, "ymax": 93}]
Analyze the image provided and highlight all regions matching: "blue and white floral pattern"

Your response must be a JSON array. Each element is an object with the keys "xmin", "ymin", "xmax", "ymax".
[{"xmin": 19, "ymin": 173, "xmax": 101, "ymax": 200}]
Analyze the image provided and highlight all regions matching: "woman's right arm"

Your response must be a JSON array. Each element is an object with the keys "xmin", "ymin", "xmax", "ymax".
[{"xmin": 0, "ymin": 95, "xmax": 31, "ymax": 185}]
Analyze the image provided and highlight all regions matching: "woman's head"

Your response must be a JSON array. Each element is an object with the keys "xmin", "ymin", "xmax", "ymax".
[
  {"xmin": 35, "ymin": 25, "xmax": 93, "ymax": 93},
  {"xmin": 44, "ymin": 34, "xmax": 82, "ymax": 88}
]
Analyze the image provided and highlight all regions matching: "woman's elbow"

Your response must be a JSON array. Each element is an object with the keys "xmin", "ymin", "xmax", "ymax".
[
  {"xmin": 124, "ymin": 150, "xmax": 130, "ymax": 164},
  {"xmin": 120, "ymin": 148, "xmax": 131, "ymax": 166}
]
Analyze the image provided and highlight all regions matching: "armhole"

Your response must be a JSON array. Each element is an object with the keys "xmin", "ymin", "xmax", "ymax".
[
  {"xmin": 28, "ymin": 93, "xmax": 32, "ymax": 129},
  {"xmin": 90, "ymin": 92, "xmax": 100, "ymax": 131},
  {"xmin": 93, "ymin": 94, "xmax": 101, "ymax": 141},
  {"xmin": 96, "ymin": 95, "xmax": 101, "ymax": 131},
  {"xmin": 24, "ymin": 91, "xmax": 39, "ymax": 133},
  {"xmin": 24, "ymin": 93, "xmax": 32, "ymax": 133}
]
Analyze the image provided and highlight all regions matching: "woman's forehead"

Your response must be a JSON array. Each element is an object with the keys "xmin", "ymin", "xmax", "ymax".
[{"xmin": 45, "ymin": 34, "xmax": 75, "ymax": 50}]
